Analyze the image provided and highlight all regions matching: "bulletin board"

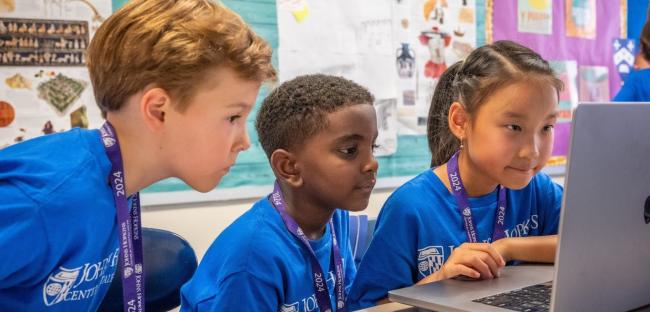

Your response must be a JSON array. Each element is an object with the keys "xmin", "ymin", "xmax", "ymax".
[{"xmin": 0, "ymin": 0, "xmax": 630, "ymax": 205}]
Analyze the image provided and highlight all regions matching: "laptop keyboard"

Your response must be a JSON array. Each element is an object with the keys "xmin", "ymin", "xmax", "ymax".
[{"xmin": 472, "ymin": 281, "xmax": 553, "ymax": 312}]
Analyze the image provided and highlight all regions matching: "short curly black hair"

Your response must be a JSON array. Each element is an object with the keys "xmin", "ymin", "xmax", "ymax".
[{"xmin": 255, "ymin": 74, "xmax": 375, "ymax": 157}]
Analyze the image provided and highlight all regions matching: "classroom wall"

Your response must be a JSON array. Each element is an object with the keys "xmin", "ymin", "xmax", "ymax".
[{"xmin": 142, "ymin": 177, "xmax": 565, "ymax": 262}]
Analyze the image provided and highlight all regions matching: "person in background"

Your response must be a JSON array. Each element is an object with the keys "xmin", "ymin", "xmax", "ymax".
[{"xmin": 614, "ymin": 9, "xmax": 650, "ymax": 101}]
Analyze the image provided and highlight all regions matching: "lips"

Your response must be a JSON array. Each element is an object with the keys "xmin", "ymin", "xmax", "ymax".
[{"xmin": 356, "ymin": 178, "xmax": 377, "ymax": 192}]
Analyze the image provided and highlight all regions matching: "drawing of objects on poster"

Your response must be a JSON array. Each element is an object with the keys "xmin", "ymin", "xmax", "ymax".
[
  {"xmin": 393, "ymin": 0, "xmax": 477, "ymax": 135},
  {"xmin": 547, "ymin": 60, "xmax": 578, "ymax": 167},
  {"xmin": 517, "ymin": 0, "xmax": 552, "ymax": 35},
  {"xmin": 579, "ymin": 65, "xmax": 609, "ymax": 102},
  {"xmin": 0, "ymin": 18, "xmax": 89, "ymax": 66},
  {"xmin": 565, "ymin": 0, "xmax": 596, "ymax": 39},
  {"xmin": 37, "ymin": 73, "xmax": 87, "ymax": 114}
]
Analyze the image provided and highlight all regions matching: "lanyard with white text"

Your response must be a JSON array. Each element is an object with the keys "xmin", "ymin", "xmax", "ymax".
[
  {"xmin": 100, "ymin": 122, "xmax": 145, "ymax": 312},
  {"xmin": 447, "ymin": 151, "xmax": 507, "ymax": 243},
  {"xmin": 269, "ymin": 182, "xmax": 345, "ymax": 312}
]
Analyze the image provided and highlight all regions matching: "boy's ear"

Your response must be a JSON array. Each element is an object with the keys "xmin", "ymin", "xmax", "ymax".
[
  {"xmin": 270, "ymin": 149, "xmax": 303, "ymax": 188},
  {"xmin": 140, "ymin": 87, "xmax": 171, "ymax": 131},
  {"xmin": 448, "ymin": 101, "xmax": 469, "ymax": 140}
]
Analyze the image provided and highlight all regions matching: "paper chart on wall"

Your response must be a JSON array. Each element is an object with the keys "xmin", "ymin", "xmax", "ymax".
[
  {"xmin": 517, "ymin": 0, "xmax": 552, "ymax": 35},
  {"xmin": 279, "ymin": 0, "xmax": 478, "ymax": 147},
  {"xmin": 0, "ymin": 0, "xmax": 111, "ymax": 148},
  {"xmin": 392, "ymin": 0, "xmax": 477, "ymax": 135}
]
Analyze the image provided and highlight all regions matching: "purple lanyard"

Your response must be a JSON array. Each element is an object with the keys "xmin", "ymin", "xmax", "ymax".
[
  {"xmin": 100, "ymin": 123, "xmax": 145, "ymax": 312},
  {"xmin": 269, "ymin": 182, "xmax": 346, "ymax": 312},
  {"xmin": 447, "ymin": 151, "xmax": 507, "ymax": 243}
]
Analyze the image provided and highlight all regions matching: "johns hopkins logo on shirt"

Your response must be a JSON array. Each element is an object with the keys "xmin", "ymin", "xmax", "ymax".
[
  {"xmin": 43, "ymin": 248, "xmax": 119, "ymax": 306},
  {"xmin": 282, "ymin": 269, "xmax": 338, "ymax": 312},
  {"xmin": 417, "ymin": 246, "xmax": 444, "ymax": 277}
]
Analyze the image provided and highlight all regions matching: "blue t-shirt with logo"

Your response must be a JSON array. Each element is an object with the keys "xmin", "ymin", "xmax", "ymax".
[
  {"xmin": 180, "ymin": 198, "xmax": 356, "ymax": 312},
  {"xmin": 613, "ymin": 68, "xmax": 650, "ymax": 102},
  {"xmin": 347, "ymin": 170, "xmax": 562, "ymax": 310},
  {"xmin": 0, "ymin": 129, "xmax": 120, "ymax": 311}
]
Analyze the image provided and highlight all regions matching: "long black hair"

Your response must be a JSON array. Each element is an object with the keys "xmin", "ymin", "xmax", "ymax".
[{"xmin": 426, "ymin": 40, "xmax": 564, "ymax": 167}]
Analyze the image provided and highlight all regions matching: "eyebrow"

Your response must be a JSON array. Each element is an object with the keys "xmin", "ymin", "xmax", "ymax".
[
  {"xmin": 334, "ymin": 132, "xmax": 379, "ymax": 143},
  {"xmin": 226, "ymin": 102, "xmax": 251, "ymax": 109},
  {"xmin": 502, "ymin": 111, "xmax": 558, "ymax": 120}
]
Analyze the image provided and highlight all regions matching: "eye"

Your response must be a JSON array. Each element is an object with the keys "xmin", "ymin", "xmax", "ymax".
[
  {"xmin": 506, "ymin": 124, "xmax": 522, "ymax": 132},
  {"xmin": 372, "ymin": 144, "xmax": 381, "ymax": 152},
  {"xmin": 228, "ymin": 115, "xmax": 241, "ymax": 123},
  {"xmin": 542, "ymin": 124, "xmax": 554, "ymax": 132},
  {"xmin": 339, "ymin": 146, "xmax": 358, "ymax": 157}
]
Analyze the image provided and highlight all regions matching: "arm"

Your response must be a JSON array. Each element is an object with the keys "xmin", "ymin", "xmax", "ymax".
[
  {"xmin": 205, "ymin": 271, "xmax": 280, "ymax": 312},
  {"xmin": 492, "ymin": 235, "xmax": 558, "ymax": 263},
  {"xmin": 0, "ymin": 183, "xmax": 48, "ymax": 288}
]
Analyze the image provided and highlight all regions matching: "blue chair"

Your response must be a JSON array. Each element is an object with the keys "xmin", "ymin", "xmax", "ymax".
[
  {"xmin": 348, "ymin": 215, "xmax": 376, "ymax": 268},
  {"xmin": 98, "ymin": 228, "xmax": 198, "ymax": 312}
]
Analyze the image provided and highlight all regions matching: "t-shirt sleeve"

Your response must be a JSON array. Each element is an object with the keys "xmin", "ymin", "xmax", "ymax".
[
  {"xmin": 538, "ymin": 176, "xmax": 563, "ymax": 235},
  {"xmin": 198, "ymin": 271, "xmax": 280, "ymax": 312},
  {"xmin": 347, "ymin": 194, "xmax": 420, "ymax": 310},
  {"xmin": 0, "ymin": 182, "xmax": 48, "ymax": 288},
  {"xmin": 613, "ymin": 72, "xmax": 638, "ymax": 101}
]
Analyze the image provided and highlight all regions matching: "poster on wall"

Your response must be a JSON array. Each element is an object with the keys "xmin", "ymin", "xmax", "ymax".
[
  {"xmin": 548, "ymin": 60, "xmax": 578, "ymax": 166},
  {"xmin": 578, "ymin": 65, "xmax": 609, "ymax": 102},
  {"xmin": 565, "ymin": 0, "xmax": 596, "ymax": 39},
  {"xmin": 0, "ymin": 0, "xmax": 111, "ymax": 149},
  {"xmin": 612, "ymin": 38, "xmax": 636, "ymax": 83},
  {"xmin": 392, "ymin": 0, "xmax": 477, "ymax": 135},
  {"xmin": 517, "ymin": 0, "xmax": 552, "ymax": 35}
]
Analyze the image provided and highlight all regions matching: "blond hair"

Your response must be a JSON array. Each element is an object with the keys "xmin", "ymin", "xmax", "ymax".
[{"xmin": 87, "ymin": 0, "xmax": 276, "ymax": 115}]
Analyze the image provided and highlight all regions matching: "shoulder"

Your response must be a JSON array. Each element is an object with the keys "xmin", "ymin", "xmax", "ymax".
[
  {"xmin": 510, "ymin": 172, "xmax": 563, "ymax": 203},
  {"xmin": 382, "ymin": 169, "xmax": 449, "ymax": 217},
  {"xmin": 200, "ymin": 198, "xmax": 293, "ymax": 275},
  {"xmin": 0, "ymin": 129, "xmax": 109, "ymax": 203}
]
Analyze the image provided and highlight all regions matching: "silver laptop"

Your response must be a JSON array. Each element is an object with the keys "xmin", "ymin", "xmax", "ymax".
[{"xmin": 388, "ymin": 103, "xmax": 650, "ymax": 312}]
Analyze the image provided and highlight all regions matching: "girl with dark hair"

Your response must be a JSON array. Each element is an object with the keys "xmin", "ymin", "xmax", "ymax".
[{"xmin": 348, "ymin": 40, "xmax": 564, "ymax": 310}]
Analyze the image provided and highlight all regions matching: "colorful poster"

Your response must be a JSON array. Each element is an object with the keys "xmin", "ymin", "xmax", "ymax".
[
  {"xmin": 612, "ymin": 38, "xmax": 637, "ymax": 83},
  {"xmin": 490, "ymin": 0, "xmax": 622, "ymax": 105},
  {"xmin": 517, "ymin": 0, "xmax": 552, "ymax": 35},
  {"xmin": 565, "ymin": 0, "xmax": 596, "ymax": 39},
  {"xmin": 0, "ymin": 1, "xmax": 111, "ymax": 148},
  {"xmin": 548, "ymin": 60, "xmax": 578, "ymax": 166},
  {"xmin": 578, "ymin": 65, "xmax": 609, "ymax": 102},
  {"xmin": 392, "ymin": 0, "xmax": 477, "ymax": 135}
]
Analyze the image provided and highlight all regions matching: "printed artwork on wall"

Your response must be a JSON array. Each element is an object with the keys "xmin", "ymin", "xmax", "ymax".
[
  {"xmin": 517, "ymin": 0, "xmax": 552, "ymax": 35},
  {"xmin": 565, "ymin": 0, "xmax": 596, "ymax": 39}
]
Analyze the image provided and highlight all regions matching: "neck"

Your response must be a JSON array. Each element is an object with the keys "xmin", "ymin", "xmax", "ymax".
[
  {"xmin": 106, "ymin": 116, "xmax": 171, "ymax": 197},
  {"xmin": 435, "ymin": 150, "xmax": 498, "ymax": 197},
  {"xmin": 278, "ymin": 183, "xmax": 335, "ymax": 240}
]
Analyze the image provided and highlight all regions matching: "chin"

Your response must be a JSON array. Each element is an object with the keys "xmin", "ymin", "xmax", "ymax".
[
  {"xmin": 342, "ymin": 199, "xmax": 371, "ymax": 213},
  {"xmin": 502, "ymin": 177, "xmax": 533, "ymax": 190},
  {"xmin": 187, "ymin": 177, "xmax": 223, "ymax": 193}
]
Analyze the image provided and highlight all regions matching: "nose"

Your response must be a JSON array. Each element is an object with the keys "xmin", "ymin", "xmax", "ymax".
[
  {"xmin": 518, "ymin": 134, "xmax": 540, "ymax": 161},
  {"xmin": 235, "ymin": 127, "xmax": 251, "ymax": 152},
  {"xmin": 363, "ymin": 152, "xmax": 379, "ymax": 175}
]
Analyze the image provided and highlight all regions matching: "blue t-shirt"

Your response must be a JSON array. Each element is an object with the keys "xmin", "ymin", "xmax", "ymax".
[
  {"xmin": 613, "ymin": 68, "xmax": 650, "ymax": 102},
  {"xmin": 0, "ymin": 129, "xmax": 119, "ymax": 311},
  {"xmin": 347, "ymin": 170, "xmax": 562, "ymax": 310},
  {"xmin": 180, "ymin": 198, "xmax": 356, "ymax": 312}
]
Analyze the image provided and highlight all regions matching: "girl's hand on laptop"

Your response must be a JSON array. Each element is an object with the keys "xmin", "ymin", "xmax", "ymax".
[{"xmin": 417, "ymin": 243, "xmax": 506, "ymax": 284}]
